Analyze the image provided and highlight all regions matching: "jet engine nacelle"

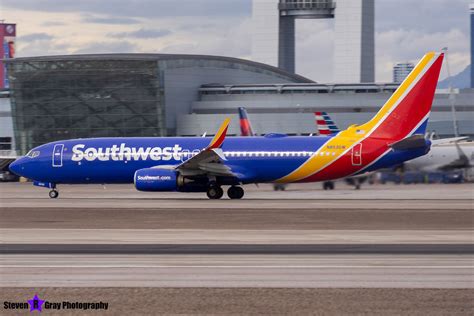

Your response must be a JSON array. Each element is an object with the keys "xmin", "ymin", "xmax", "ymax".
[
  {"xmin": 134, "ymin": 168, "xmax": 179, "ymax": 192},
  {"xmin": 134, "ymin": 168, "xmax": 208, "ymax": 192}
]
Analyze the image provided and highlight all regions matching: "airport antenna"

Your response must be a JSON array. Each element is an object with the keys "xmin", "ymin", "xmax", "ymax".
[{"xmin": 441, "ymin": 47, "xmax": 460, "ymax": 137}]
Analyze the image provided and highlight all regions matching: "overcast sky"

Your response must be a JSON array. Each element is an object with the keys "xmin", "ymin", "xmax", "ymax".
[{"xmin": 1, "ymin": 0, "xmax": 471, "ymax": 82}]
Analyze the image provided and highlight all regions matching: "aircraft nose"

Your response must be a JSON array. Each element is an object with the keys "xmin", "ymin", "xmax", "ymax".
[{"xmin": 9, "ymin": 158, "xmax": 24, "ymax": 176}]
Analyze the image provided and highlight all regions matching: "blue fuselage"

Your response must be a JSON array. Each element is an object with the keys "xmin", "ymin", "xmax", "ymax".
[{"xmin": 10, "ymin": 135, "xmax": 428, "ymax": 186}]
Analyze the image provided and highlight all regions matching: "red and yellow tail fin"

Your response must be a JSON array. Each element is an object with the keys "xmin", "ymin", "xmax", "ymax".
[
  {"xmin": 360, "ymin": 51, "xmax": 444, "ymax": 140},
  {"xmin": 277, "ymin": 52, "xmax": 444, "ymax": 183}
]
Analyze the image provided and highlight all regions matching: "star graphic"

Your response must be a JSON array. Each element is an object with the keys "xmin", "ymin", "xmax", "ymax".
[{"xmin": 27, "ymin": 294, "xmax": 45, "ymax": 312}]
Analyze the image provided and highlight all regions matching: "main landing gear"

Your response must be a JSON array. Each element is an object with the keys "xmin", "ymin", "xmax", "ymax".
[
  {"xmin": 49, "ymin": 189, "xmax": 59, "ymax": 199},
  {"xmin": 206, "ymin": 186, "xmax": 224, "ymax": 199},
  {"xmin": 227, "ymin": 186, "xmax": 244, "ymax": 199},
  {"xmin": 206, "ymin": 183, "xmax": 244, "ymax": 200}
]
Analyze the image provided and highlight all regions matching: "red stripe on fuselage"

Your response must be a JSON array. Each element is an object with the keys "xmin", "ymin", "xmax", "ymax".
[{"xmin": 298, "ymin": 138, "xmax": 387, "ymax": 182}]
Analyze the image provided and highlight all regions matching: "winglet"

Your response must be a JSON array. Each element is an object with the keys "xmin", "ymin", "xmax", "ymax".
[{"xmin": 208, "ymin": 118, "xmax": 230, "ymax": 149}]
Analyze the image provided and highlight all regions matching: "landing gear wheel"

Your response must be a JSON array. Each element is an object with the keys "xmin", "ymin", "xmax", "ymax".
[
  {"xmin": 227, "ymin": 186, "xmax": 244, "ymax": 199},
  {"xmin": 49, "ymin": 190, "xmax": 59, "ymax": 199},
  {"xmin": 273, "ymin": 184, "xmax": 286, "ymax": 191},
  {"xmin": 322, "ymin": 181, "xmax": 335, "ymax": 190},
  {"xmin": 207, "ymin": 186, "xmax": 223, "ymax": 199}
]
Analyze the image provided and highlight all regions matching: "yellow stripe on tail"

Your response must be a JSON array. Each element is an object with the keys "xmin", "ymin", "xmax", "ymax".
[{"xmin": 208, "ymin": 118, "xmax": 231, "ymax": 149}]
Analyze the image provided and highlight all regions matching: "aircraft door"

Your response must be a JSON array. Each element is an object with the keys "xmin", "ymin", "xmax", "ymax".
[
  {"xmin": 351, "ymin": 143, "xmax": 362, "ymax": 166},
  {"xmin": 52, "ymin": 144, "xmax": 64, "ymax": 167}
]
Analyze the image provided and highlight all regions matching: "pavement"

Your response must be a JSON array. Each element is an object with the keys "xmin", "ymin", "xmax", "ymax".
[
  {"xmin": 2, "ymin": 229, "xmax": 472, "ymax": 244},
  {"xmin": 2, "ymin": 288, "xmax": 473, "ymax": 315},
  {"xmin": 1, "ymin": 254, "xmax": 472, "ymax": 288}
]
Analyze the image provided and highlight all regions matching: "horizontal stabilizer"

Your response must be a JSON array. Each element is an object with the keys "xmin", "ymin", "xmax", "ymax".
[
  {"xmin": 431, "ymin": 136, "xmax": 468, "ymax": 146},
  {"xmin": 389, "ymin": 134, "xmax": 427, "ymax": 150}
]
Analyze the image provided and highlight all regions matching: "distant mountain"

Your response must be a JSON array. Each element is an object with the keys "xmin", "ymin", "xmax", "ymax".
[{"xmin": 437, "ymin": 64, "xmax": 471, "ymax": 89}]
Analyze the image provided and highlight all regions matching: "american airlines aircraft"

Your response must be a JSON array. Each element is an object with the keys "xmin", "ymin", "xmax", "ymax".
[{"xmin": 10, "ymin": 52, "xmax": 444, "ymax": 199}]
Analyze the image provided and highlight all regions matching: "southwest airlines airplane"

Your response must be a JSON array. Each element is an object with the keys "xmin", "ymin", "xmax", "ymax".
[{"xmin": 10, "ymin": 52, "xmax": 444, "ymax": 199}]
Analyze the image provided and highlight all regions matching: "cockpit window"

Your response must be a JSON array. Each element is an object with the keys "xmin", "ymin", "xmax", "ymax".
[{"xmin": 26, "ymin": 150, "xmax": 40, "ymax": 158}]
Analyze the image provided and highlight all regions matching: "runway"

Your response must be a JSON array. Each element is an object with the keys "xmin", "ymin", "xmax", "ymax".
[
  {"xmin": 1, "ymin": 229, "xmax": 472, "ymax": 244},
  {"xmin": 2, "ymin": 254, "xmax": 472, "ymax": 288},
  {"xmin": 2, "ymin": 243, "xmax": 473, "ymax": 254},
  {"xmin": 1, "ymin": 182, "xmax": 473, "ymax": 313},
  {"xmin": 1, "ymin": 182, "xmax": 472, "ymax": 209}
]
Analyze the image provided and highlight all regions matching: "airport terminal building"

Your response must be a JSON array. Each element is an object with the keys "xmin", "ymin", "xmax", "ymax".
[
  {"xmin": 5, "ymin": 53, "xmax": 474, "ymax": 154},
  {"xmin": 6, "ymin": 54, "xmax": 310, "ymax": 153}
]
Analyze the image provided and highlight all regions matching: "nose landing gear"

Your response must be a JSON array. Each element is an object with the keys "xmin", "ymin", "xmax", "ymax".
[{"xmin": 49, "ymin": 189, "xmax": 59, "ymax": 199}]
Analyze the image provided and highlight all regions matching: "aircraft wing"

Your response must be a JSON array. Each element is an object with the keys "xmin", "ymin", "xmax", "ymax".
[
  {"xmin": 175, "ymin": 118, "xmax": 235, "ymax": 177},
  {"xmin": 431, "ymin": 136, "xmax": 469, "ymax": 146},
  {"xmin": 438, "ymin": 142, "xmax": 471, "ymax": 171}
]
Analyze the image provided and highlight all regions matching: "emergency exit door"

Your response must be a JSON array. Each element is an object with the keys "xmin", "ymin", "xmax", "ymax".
[{"xmin": 351, "ymin": 143, "xmax": 362, "ymax": 166}]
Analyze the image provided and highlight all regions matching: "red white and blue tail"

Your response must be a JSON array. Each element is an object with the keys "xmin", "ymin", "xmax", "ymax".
[{"xmin": 315, "ymin": 112, "xmax": 340, "ymax": 136}]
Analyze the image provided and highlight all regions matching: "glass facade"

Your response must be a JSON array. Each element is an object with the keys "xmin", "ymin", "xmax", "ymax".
[{"xmin": 8, "ymin": 59, "xmax": 164, "ymax": 154}]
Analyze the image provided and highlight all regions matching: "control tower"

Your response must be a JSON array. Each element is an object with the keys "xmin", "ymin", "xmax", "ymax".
[{"xmin": 252, "ymin": 0, "xmax": 374, "ymax": 83}]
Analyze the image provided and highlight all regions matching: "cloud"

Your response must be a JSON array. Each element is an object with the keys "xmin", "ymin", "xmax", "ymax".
[
  {"xmin": 178, "ymin": 23, "xmax": 219, "ymax": 31},
  {"xmin": 109, "ymin": 28, "xmax": 171, "ymax": 39},
  {"xmin": 5, "ymin": 0, "xmax": 471, "ymax": 82},
  {"xmin": 81, "ymin": 14, "xmax": 141, "ymax": 25},
  {"xmin": 157, "ymin": 17, "xmax": 252, "ymax": 58},
  {"xmin": 293, "ymin": 0, "xmax": 471, "ymax": 82},
  {"xmin": 16, "ymin": 41, "xmax": 70, "ymax": 58},
  {"xmin": 73, "ymin": 41, "xmax": 137, "ymax": 54},
  {"xmin": 376, "ymin": 28, "xmax": 469, "ymax": 81},
  {"xmin": 19, "ymin": 33, "xmax": 54, "ymax": 42},
  {"xmin": 376, "ymin": 0, "xmax": 470, "ymax": 34},
  {"xmin": 41, "ymin": 21, "xmax": 66, "ymax": 27},
  {"xmin": 2, "ymin": 0, "xmax": 251, "ymax": 17}
]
